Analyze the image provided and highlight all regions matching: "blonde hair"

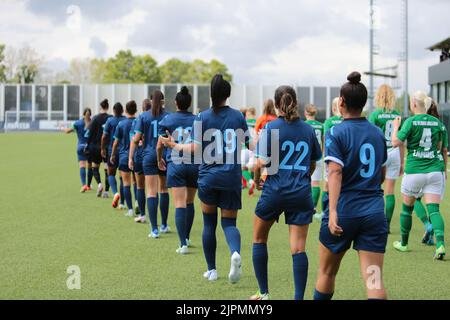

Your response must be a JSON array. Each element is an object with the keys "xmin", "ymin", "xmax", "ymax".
[
  {"xmin": 332, "ymin": 97, "xmax": 341, "ymax": 117},
  {"xmin": 247, "ymin": 107, "xmax": 257, "ymax": 117},
  {"xmin": 263, "ymin": 99, "xmax": 276, "ymax": 116},
  {"xmin": 412, "ymin": 91, "xmax": 428, "ymax": 111},
  {"xmin": 424, "ymin": 97, "xmax": 434, "ymax": 112},
  {"xmin": 375, "ymin": 84, "xmax": 396, "ymax": 111},
  {"xmin": 305, "ymin": 104, "xmax": 318, "ymax": 117}
]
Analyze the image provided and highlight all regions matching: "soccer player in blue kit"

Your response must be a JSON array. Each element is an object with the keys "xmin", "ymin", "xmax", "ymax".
[
  {"xmin": 250, "ymin": 86, "xmax": 322, "ymax": 301},
  {"xmin": 102, "ymin": 103, "xmax": 126, "ymax": 208},
  {"xmin": 161, "ymin": 75, "xmax": 249, "ymax": 283},
  {"xmin": 157, "ymin": 86, "xmax": 198, "ymax": 255},
  {"xmin": 314, "ymin": 72, "xmax": 388, "ymax": 300},
  {"xmin": 111, "ymin": 101, "xmax": 138, "ymax": 218},
  {"xmin": 64, "ymin": 107, "xmax": 92, "ymax": 192},
  {"xmin": 130, "ymin": 91, "xmax": 170, "ymax": 239}
]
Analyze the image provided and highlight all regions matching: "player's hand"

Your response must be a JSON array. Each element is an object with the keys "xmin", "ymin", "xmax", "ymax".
[
  {"xmin": 128, "ymin": 159, "xmax": 134, "ymax": 171},
  {"xmin": 160, "ymin": 131, "xmax": 176, "ymax": 148},
  {"xmin": 158, "ymin": 159, "xmax": 166, "ymax": 171},
  {"xmin": 83, "ymin": 145, "xmax": 89, "ymax": 155},
  {"xmin": 328, "ymin": 210, "xmax": 343, "ymax": 237},
  {"xmin": 109, "ymin": 156, "xmax": 115, "ymax": 165},
  {"xmin": 101, "ymin": 149, "xmax": 107, "ymax": 159},
  {"xmin": 393, "ymin": 116, "xmax": 402, "ymax": 129}
]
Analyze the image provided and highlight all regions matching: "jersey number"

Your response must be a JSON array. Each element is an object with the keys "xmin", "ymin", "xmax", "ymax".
[
  {"xmin": 359, "ymin": 143, "xmax": 375, "ymax": 178},
  {"xmin": 280, "ymin": 141, "xmax": 309, "ymax": 171},
  {"xmin": 175, "ymin": 126, "xmax": 192, "ymax": 144},
  {"xmin": 151, "ymin": 120, "xmax": 158, "ymax": 138},
  {"xmin": 385, "ymin": 120, "xmax": 394, "ymax": 141},
  {"xmin": 419, "ymin": 128, "xmax": 432, "ymax": 151}
]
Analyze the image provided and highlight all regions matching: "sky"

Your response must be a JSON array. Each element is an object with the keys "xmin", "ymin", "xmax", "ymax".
[{"xmin": 0, "ymin": 0, "xmax": 449, "ymax": 92}]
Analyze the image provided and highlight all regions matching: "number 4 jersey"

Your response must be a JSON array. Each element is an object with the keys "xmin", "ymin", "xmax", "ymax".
[
  {"xmin": 324, "ymin": 118, "xmax": 387, "ymax": 217},
  {"xmin": 397, "ymin": 114, "xmax": 444, "ymax": 174}
]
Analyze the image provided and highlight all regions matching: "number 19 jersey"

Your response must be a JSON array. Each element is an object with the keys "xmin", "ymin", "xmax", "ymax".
[{"xmin": 325, "ymin": 118, "xmax": 387, "ymax": 217}]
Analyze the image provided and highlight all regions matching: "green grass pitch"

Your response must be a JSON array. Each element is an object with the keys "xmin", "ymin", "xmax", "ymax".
[{"xmin": 0, "ymin": 133, "xmax": 449, "ymax": 300}]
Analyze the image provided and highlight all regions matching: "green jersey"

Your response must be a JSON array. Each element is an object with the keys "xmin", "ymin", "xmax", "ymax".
[
  {"xmin": 324, "ymin": 116, "xmax": 343, "ymax": 134},
  {"xmin": 438, "ymin": 125, "xmax": 448, "ymax": 172},
  {"xmin": 397, "ymin": 114, "xmax": 444, "ymax": 174},
  {"xmin": 368, "ymin": 108, "xmax": 401, "ymax": 150},
  {"xmin": 305, "ymin": 119, "xmax": 324, "ymax": 149},
  {"xmin": 246, "ymin": 118, "xmax": 256, "ymax": 129}
]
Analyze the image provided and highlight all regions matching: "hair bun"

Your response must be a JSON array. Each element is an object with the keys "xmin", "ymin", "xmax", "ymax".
[
  {"xmin": 347, "ymin": 72, "xmax": 361, "ymax": 85},
  {"xmin": 180, "ymin": 86, "xmax": 189, "ymax": 95}
]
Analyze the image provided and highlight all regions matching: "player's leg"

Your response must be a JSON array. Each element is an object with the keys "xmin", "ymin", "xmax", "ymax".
[
  {"xmin": 384, "ymin": 179, "xmax": 396, "ymax": 233},
  {"xmin": 103, "ymin": 162, "xmax": 110, "ymax": 198},
  {"xmin": 173, "ymin": 187, "xmax": 188, "ymax": 253},
  {"xmin": 132, "ymin": 172, "xmax": 139, "ymax": 215},
  {"xmin": 120, "ymin": 170, "xmax": 134, "ymax": 217},
  {"xmin": 119, "ymin": 176, "xmax": 125, "ymax": 209},
  {"xmin": 358, "ymin": 251, "xmax": 387, "ymax": 300},
  {"xmin": 87, "ymin": 161, "xmax": 93, "ymax": 190},
  {"xmin": 109, "ymin": 166, "xmax": 120, "ymax": 208},
  {"xmin": 414, "ymin": 197, "xmax": 434, "ymax": 245},
  {"xmin": 311, "ymin": 160, "xmax": 322, "ymax": 214},
  {"xmin": 221, "ymin": 208, "xmax": 242, "ymax": 284},
  {"xmin": 134, "ymin": 172, "xmax": 146, "ymax": 223},
  {"xmin": 424, "ymin": 181, "xmax": 445, "ymax": 260},
  {"xmin": 314, "ymin": 243, "xmax": 346, "ymax": 300},
  {"xmin": 393, "ymin": 194, "xmax": 415, "ymax": 252},
  {"xmin": 79, "ymin": 160, "xmax": 88, "ymax": 192},
  {"xmin": 250, "ymin": 215, "xmax": 274, "ymax": 300},
  {"xmin": 146, "ymin": 175, "xmax": 160, "ymax": 238},
  {"xmin": 201, "ymin": 201, "xmax": 218, "ymax": 281},
  {"xmin": 186, "ymin": 187, "xmax": 197, "ymax": 246},
  {"xmin": 289, "ymin": 224, "xmax": 309, "ymax": 300},
  {"xmin": 158, "ymin": 174, "xmax": 170, "ymax": 233}
]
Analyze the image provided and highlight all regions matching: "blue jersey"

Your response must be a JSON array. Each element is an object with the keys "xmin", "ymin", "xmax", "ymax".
[
  {"xmin": 72, "ymin": 119, "xmax": 88, "ymax": 146},
  {"xmin": 104, "ymin": 116, "xmax": 126, "ymax": 152},
  {"xmin": 191, "ymin": 106, "xmax": 249, "ymax": 190},
  {"xmin": 324, "ymin": 118, "xmax": 387, "ymax": 217},
  {"xmin": 159, "ymin": 111, "xmax": 196, "ymax": 164},
  {"xmin": 130, "ymin": 116, "xmax": 143, "ymax": 160},
  {"xmin": 114, "ymin": 117, "xmax": 136, "ymax": 158},
  {"xmin": 134, "ymin": 110, "xmax": 169, "ymax": 157},
  {"xmin": 257, "ymin": 117, "xmax": 322, "ymax": 195}
]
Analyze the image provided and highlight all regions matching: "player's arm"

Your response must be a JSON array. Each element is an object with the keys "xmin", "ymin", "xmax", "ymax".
[
  {"xmin": 328, "ymin": 161, "xmax": 343, "ymax": 236},
  {"xmin": 110, "ymin": 138, "xmax": 119, "ymax": 165},
  {"xmin": 101, "ymin": 133, "xmax": 108, "ymax": 159},
  {"xmin": 391, "ymin": 116, "xmax": 404, "ymax": 148},
  {"xmin": 399, "ymin": 144, "xmax": 405, "ymax": 176},
  {"xmin": 64, "ymin": 127, "xmax": 74, "ymax": 134},
  {"xmin": 156, "ymin": 136, "xmax": 166, "ymax": 171},
  {"xmin": 309, "ymin": 161, "xmax": 317, "ymax": 176},
  {"xmin": 444, "ymin": 148, "xmax": 448, "ymax": 180}
]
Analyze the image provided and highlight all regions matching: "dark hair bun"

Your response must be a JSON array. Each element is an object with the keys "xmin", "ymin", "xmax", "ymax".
[
  {"xmin": 180, "ymin": 86, "xmax": 189, "ymax": 95},
  {"xmin": 347, "ymin": 72, "xmax": 361, "ymax": 85}
]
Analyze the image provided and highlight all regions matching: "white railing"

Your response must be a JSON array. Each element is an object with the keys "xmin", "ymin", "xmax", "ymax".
[{"xmin": 4, "ymin": 111, "xmax": 65, "ymax": 133}]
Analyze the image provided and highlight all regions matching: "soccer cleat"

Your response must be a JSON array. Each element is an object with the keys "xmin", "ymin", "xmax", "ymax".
[
  {"xmin": 228, "ymin": 252, "xmax": 242, "ymax": 284},
  {"xmin": 160, "ymin": 225, "xmax": 171, "ymax": 234},
  {"xmin": 313, "ymin": 212, "xmax": 324, "ymax": 222},
  {"xmin": 426, "ymin": 237, "xmax": 435, "ymax": 246},
  {"xmin": 249, "ymin": 291, "xmax": 270, "ymax": 301},
  {"xmin": 125, "ymin": 209, "xmax": 134, "ymax": 217},
  {"xmin": 203, "ymin": 269, "xmax": 218, "ymax": 281},
  {"xmin": 102, "ymin": 192, "xmax": 109, "ymax": 198},
  {"xmin": 422, "ymin": 224, "xmax": 433, "ymax": 245},
  {"xmin": 87, "ymin": 186, "xmax": 92, "ymax": 191},
  {"xmin": 393, "ymin": 241, "xmax": 409, "ymax": 253},
  {"xmin": 134, "ymin": 215, "xmax": 146, "ymax": 223},
  {"xmin": 80, "ymin": 185, "xmax": 89, "ymax": 193},
  {"xmin": 112, "ymin": 193, "xmax": 120, "ymax": 208},
  {"xmin": 118, "ymin": 204, "xmax": 126, "ymax": 210},
  {"xmin": 96, "ymin": 183, "xmax": 103, "ymax": 197},
  {"xmin": 176, "ymin": 245, "xmax": 189, "ymax": 255},
  {"xmin": 434, "ymin": 246, "xmax": 446, "ymax": 261},
  {"xmin": 148, "ymin": 230, "xmax": 160, "ymax": 239}
]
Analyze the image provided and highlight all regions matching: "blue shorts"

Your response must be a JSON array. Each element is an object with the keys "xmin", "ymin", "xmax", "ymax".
[
  {"xmin": 319, "ymin": 211, "xmax": 388, "ymax": 254},
  {"xmin": 166, "ymin": 163, "xmax": 199, "ymax": 188},
  {"xmin": 198, "ymin": 185, "xmax": 241, "ymax": 210},
  {"xmin": 255, "ymin": 187, "xmax": 314, "ymax": 225},
  {"xmin": 77, "ymin": 144, "xmax": 87, "ymax": 162},
  {"xmin": 107, "ymin": 150, "xmax": 119, "ymax": 169},
  {"xmin": 134, "ymin": 153, "xmax": 144, "ymax": 175},
  {"xmin": 143, "ymin": 153, "xmax": 167, "ymax": 176},
  {"xmin": 119, "ymin": 155, "xmax": 131, "ymax": 173}
]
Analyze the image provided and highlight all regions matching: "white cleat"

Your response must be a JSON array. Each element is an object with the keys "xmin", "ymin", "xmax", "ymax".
[
  {"xmin": 125, "ymin": 209, "xmax": 134, "ymax": 217},
  {"xmin": 134, "ymin": 215, "xmax": 146, "ymax": 223},
  {"xmin": 148, "ymin": 230, "xmax": 160, "ymax": 239},
  {"xmin": 186, "ymin": 239, "xmax": 191, "ymax": 247},
  {"xmin": 102, "ymin": 192, "xmax": 109, "ymax": 198},
  {"xmin": 203, "ymin": 269, "xmax": 218, "ymax": 281},
  {"xmin": 118, "ymin": 204, "xmax": 126, "ymax": 210},
  {"xmin": 160, "ymin": 225, "xmax": 171, "ymax": 233},
  {"xmin": 96, "ymin": 183, "xmax": 103, "ymax": 197},
  {"xmin": 228, "ymin": 252, "xmax": 242, "ymax": 284},
  {"xmin": 176, "ymin": 245, "xmax": 189, "ymax": 255}
]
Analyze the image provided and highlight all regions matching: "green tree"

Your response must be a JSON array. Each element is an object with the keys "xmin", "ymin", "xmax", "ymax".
[
  {"xmin": 130, "ymin": 54, "xmax": 160, "ymax": 83},
  {"xmin": 159, "ymin": 58, "xmax": 190, "ymax": 83},
  {"xmin": 16, "ymin": 64, "xmax": 39, "ymax": 83},
  {"xmin": 0, "ymin": 44, "xmax": 6, "ymax": 82},
  {"xmin": 184, "ymin": 59, "xmax": 232, "ymax": 84}
]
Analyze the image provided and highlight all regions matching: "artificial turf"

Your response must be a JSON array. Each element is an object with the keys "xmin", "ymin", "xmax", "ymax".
[{"xmin": 0, "ymin": 133, "xmax": 448, "ymax": 300}]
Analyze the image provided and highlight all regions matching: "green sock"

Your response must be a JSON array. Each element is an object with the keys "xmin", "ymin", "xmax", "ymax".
[
  {"xmin": 242, "ymin": 170, "xmax": 252, "ymax": 182},
  {"xmin": 400, "ymin": 204, "xmax": 414, "ymax": 246},
  {"xmin": 312, "ymin": 187, "xmax": 321, "ymax": 208},
  {"xmin": 414, "ymin": 198, "xmax": 429, "ymax": 228},
  {"xmin": 385, "ymin": 195, "xmax": 395, "ymax": 227},
  {"xmin": 427, "ymin": 204, "xmax": 445, "ymax": 249}
]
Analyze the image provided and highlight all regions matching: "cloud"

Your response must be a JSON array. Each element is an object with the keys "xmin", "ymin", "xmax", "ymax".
[{"xmin": 89, "ymin": 37, "xmax": 107, "ymax": 58}]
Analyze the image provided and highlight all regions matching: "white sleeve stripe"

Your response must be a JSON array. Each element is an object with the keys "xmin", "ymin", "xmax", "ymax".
[{"xmin": 324, "ymin": 156, "xmax": 344, "ymax": 167}]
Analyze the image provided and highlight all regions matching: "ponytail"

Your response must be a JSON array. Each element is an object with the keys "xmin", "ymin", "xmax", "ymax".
[
  {"xmin": 211, "ymin": 74, "xmax": 231, "ymax": 113},
  {"xmin": 274, "ymin": 86, "xmax": 299, "ymax": 123},
  {"xmin": 151, "ymin": 90, "xmax": 164, "ymax": 117}
]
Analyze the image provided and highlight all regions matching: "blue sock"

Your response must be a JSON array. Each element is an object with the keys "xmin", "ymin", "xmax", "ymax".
[
  {"xmin": 186, "ymin": 203, "xmax": 195, "ymax": 240},
  {"xmin": 202, "ymin": 213, "xmax": 217, "ymax": 271},
  {"xmin": 104, "ymin": 169, "xmax": 110, "ymax": 192},
  {"xmin": 124, "ymin": 186, "xmax": 133, "ymax": 210},
  {"xmin": 137, "ymin": 188, "xmax": 146, "ymax": 217},
  {"xmin": 221, "ymin": 218, "xmax": 241, "ymax": 254},
  {"xmin": 92, "ymin": 167, "xmax": 101, "ymax": 184},
  {"xmin": 108, "ymin": 175, "xmax": 118, "ymax": 194},
  {"xmin": 175, "ymin": 207, "xmax": 187, "ymax": 247},
  {"xmin": 160, "ymin": 193, "xmax": 169, "ymax": 227},
  {"xmin": 293, "ymin": 252, "xmax": 308, "ymax": 300},
  {"xmin": 252, "ymin": 243, "xmax": 269, "ymax": 295},
  {"xmin": 313, "ymin": 289, "xmax": 334, "ymax": 300},
  {"xmin": 147, "ymin": 197, "xmax": 159, "ymax": 232},
  {"xmin": 87, "ymin": 168, "xmax": 93, "ymax": 187},
  {"xmin": 133, "ymin": 183, "xmax": 137, "ymax": 199},
  {"xmin": 80, "ymin": 167, "xmax": 86, "ymax": 186},
  {"xmin": 119, "ymin": 177, "xmax": 124, "ymax": 205}
]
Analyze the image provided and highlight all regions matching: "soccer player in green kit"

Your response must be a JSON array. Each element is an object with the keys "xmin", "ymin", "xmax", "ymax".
[
  {"xmin": 318, "ymin": 97, "xmax": 343, "ymax": 219},
  {"xmin": 304, "ymin": 104, "xmax": 324, "ymax": 215},
  {"xmin": 392, "ymin": 91, "xmax": 446, "ymax": 260},
  {"xmin": 369, "ymin": 85, "xmax": 405, "ymax": 233}
]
